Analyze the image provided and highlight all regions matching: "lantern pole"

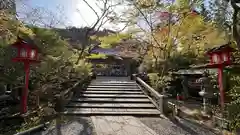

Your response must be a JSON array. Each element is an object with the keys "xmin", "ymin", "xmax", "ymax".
[
  {"xmin": 217, "ymin": 65, "xmax": 225, "ymax": 117},
  {"xmin": 21, "ymin": 62, "xmax": 30, "ymax": 114}
]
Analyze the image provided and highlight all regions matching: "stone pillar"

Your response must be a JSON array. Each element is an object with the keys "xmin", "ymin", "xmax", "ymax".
[
  {"xmin": 158, "ymin": 95, "xmax": 169, "ymax": 114},
  {"xmin": 92, "ymin": 63, "xmax": 97, "ymax": 78},
  {"xmin": 125, "ymin": 60, "xmax": 131, "ymax": 76},
  {"xmin": 54, "ymin": 95, "xmax": 64, "ymax": 113}
]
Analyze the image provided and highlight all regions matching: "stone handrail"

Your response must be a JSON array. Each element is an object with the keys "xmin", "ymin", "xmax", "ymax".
[
  {"xmin": 61, "ymin": 80, "xmax": 80, "ymax": 98},
  {"xmin": 13, "ymin": 122, "xmax": 50, "ymax": 135},
  {"xmin": 54, "ymin": 80, "xmax": 81, "ymax": 112},
  {"xmin": 132, "ymin": 74, "xmax": 168, "ymax": 114},
  {"xmin": 136, "ymin": 77, "xmax": 163, "ymax": 98},
  {"xmin": 54, "ymin": 77, "xmax": 91, "ymax": 112}
]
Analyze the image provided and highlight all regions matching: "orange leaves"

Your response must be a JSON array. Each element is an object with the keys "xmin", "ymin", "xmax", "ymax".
[
  {"xmin": 158, "ymin": 11, "xmax": 170, "ymax": 18},
  {"xmin": 190, "ymin": 12, "xmax": 197, "ymax": 16},
  {"xmin": 159, "ymin": 27, "xmax": 169, "ymax": 35},
  {"xmin": 190, "ymin": 10, "xmax": 198, "ymax": 16}
]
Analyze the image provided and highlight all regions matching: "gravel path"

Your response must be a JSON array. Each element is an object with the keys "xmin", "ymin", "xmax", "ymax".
[
  {"xmin": 139, "ymin": 117, "xmax": 219, "ymax": 135},
  {"xmin": 33, "ymin": 116, "xmax": 97, "ymax": 135}
]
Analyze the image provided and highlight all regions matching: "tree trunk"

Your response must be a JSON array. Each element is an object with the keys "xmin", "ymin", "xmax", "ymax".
[
  {"xmin": 75, "ymin": 28, "xmax": 92, "ymax": 65},
  {"xmin": 75, "ymin": 49, "xmax": 84, "ymax": 65},
  {"xmin": 232, "ymin": 1, "xmax": 240, "ymax": 49}
]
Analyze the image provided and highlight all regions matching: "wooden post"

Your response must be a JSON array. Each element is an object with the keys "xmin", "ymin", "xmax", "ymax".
[
  {"xmin": 21, "ymin": 62, "xmax": 30, "ymax": 114},
  {"xmin": 54, "ymin": 95, "xmax": 64, "ymax": 113},
  {"xmin": 36, "ymin": 94, "xmax": 39, "ymax": 107},
  {"xmin": 218, "ymin": 65, "xmax": 225, "ymax": 117}
]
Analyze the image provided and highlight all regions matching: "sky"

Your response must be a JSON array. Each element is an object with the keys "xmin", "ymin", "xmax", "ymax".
[
  {"xmin": 15, "ymin": 0, "xmax": 216, "ymax": 31},
  {"xmin": 16, "ymin": 0, "xmax": 127, "ymax": 30}
]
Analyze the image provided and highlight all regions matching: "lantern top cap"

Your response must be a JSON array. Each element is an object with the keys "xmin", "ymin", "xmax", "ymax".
[
  {"xmin": 206, "ymin": 43, "xmax": 235, "ymax": 55},
  {"xmin": 12, "ymin": 36, "xmax": 39, "ymax": 50}
]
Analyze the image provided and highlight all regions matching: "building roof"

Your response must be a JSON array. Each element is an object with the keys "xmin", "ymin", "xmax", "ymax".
[
  {"xmin": 12, "ymin": 36, "xmax": 40, "ymax": 50},
  {"xmin": 173, "ymin": 68, "xmax": 218, "ymax": 75},
  {"xmin": 206, "ymin": 43, "xmax": 235, "ymax": 55},
  {"xmin": 89, "ymin": 45, "xmax": 139, "ymax": 58}
]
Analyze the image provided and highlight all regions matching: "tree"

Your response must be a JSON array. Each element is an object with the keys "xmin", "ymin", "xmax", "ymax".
[
  {"xmin": 229, "ymin": 0, "xmax": 240, "ymax": 49},
  {"xmin": 124, "ymin": 0, "xmax": 227, "ymax": 74},
  {"xmin": 208, "ymin": 0, "xmax": 232, "ymax": 42},
  {"xmin": 209, "ymin": 0, "xmax": 240, "ymax": 49},
  {"xmin": 74, "ymin": 0, "xmax": 123, "ymax": 64},
  {"xmin": 0, "ymin": 9, "xmax": 92, "ymax": 103}
]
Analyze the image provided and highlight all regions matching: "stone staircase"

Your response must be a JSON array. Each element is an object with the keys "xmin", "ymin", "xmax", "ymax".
[{"xmin": 63, "ymin": 77, "xmax": 161, "ymax": 116}]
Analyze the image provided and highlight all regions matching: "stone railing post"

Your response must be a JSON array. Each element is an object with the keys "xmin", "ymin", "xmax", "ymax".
[
  {"xmin": 157, "ymin": 95, "xmax": 164, "ymax": 114},
  {"xmin": 36, "ymin": 94, "xmax": 39, "ymax": 107},
  {"xmin": 131, "ymin": 74, "xmax": 137, "ymax": 80},
  {"xmin": 54, "ymin": 94, "xmax": 64, "ymax": 113},
  {"xmin": 134, "ymin": 76, "xmax": 170, "ymax": 115},
  {"xmin": 32, "ymin": 92, "xmax": 40, "ymax": 107},
  {"xmin": 54, "ymin": 79, "xmax": 90, "ymax": 113},
  {"xmin": 157, "ymin": 95, "xmax": 170, "ymax": 114}
]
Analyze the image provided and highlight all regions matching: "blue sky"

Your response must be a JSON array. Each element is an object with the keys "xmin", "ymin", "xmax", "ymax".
[
  {"xmin": 15, "ymin": 0, "xmax": 214, "ymax": 30},
  {"xmin": 17, "ymin": 0, "xmax": 83, "ymax": 27},
  {"xmin": 16, "ymin": 0, "xmax": 126, "ymax": 30}
]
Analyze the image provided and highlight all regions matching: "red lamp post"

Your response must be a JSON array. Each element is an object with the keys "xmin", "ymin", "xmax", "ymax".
[
  {"xmin": 11, "ymin": 37, "xmax": 40, "ymax": 114},
  {"xmin": 206, "ymin": 44, "xmax": 235, "ymax": 116}
]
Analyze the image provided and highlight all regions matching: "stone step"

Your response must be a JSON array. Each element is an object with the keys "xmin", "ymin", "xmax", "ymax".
[
  {"xmin": 69, "ymin": 98, "xmax": 151, "ymax": 103},
  {"xmin": 79, "ymin": 94, "xmax": 147, "ymax": 98},
  {"xmin": 65, "ymin": 108, "xmax": 159, "ymax": 112},
  {"xmin": 93, "ymin": 77, "xmax": 131, "ymax": 81},
  {"xmin": 87, "ymin": 88, "xmax": 140, "ymax": 91},
  {"xmin": 81, "ymin": 91, "xmax": 143, "ymax": 94},
  {"xmin": 95, "ymin": 76, "xmax": 130, "ymax": 79},
  {"xmin": 91, "ymin": 82, "xmax": 136, "ymax": 84},
  {"xmin": 66, "ymin": 103, "xmax": 156, "ymax": 109},
  {"xmin": 92, "ymin": 79, "xmax": 132, "ymax": 81},
  {"xmin": 61, "ymin": 111, "xmax": 161, "ymax": 116},
  {"xmin": 90, "ymin": 83, "xmax": 137, "ymax": 86},
  {"xmin": 88, "ymin": 85, "xmax": 139, "ymax": 88},
  {"xmin": 86, "ymin": 88, "xmax": 141, "ymax": 91},
  {"xmin": 62, "ymin": 108, "xmax": 160, "ymax": 116}
]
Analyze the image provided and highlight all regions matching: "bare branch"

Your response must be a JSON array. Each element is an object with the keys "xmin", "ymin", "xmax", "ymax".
[
  {"xmin": 83, "ymin": 0, "xmax": 100, "ymax": 19},
  {"xmin": 17, "ymin": 2, "xmax": 69, "ymax": 28},
  {"xmin": 75, "ymin": 0, "xmax": 117, "ymax": 64},
  {"xmin": 96, "ymin": 18, "xmax": 109, "ymax": 31},
  {"xmin": 76, "ymin": 9, "xmax": 91, "ymax": 26},
  {"xmin": 116, "ymin": 22, "xmax": 130, "ymax": 32},
  {"xmin": 133, "ymin": 3, "xmax": 165, "ymax": 51}
]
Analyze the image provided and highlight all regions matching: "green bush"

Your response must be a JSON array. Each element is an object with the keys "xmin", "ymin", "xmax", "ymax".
[
  {"xmin": 227, "ymin": 74, "xmax": 240, "ymax": 131},
  {"xmin": 148, "ymin": 73, "xmax": 171, "ymax": 92},
  {"xmin": 71, "ymin": 60, "xmax": 92, "ymax": 79},
  {"xmin": 0, "ymin": 11, "xmax": 93, "ymax": 101}
]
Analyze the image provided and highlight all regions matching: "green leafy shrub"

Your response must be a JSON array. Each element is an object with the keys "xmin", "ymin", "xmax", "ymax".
[
  {"xmin": 148, "ymin": 73, "xmax": 171, "ymax": 92},
  {"xmin": 0, "ymin": 11, "xmax": 93, "ymax": 103},
  {"xmin": 227, "ymin": 74, "xmax": 240, "ymax": 131},
  {"xmin": 72, "ymin": 60, "xmax": 92, "ymax": 78}
]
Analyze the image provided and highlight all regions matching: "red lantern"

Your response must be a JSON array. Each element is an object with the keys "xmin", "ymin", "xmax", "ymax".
[
  {"xmin": 160, "ymin": 12, "xmax": 169, "ymax": 17},
  {"xmin": 190, "ymin": 10, "xmax": 198, "ymax": 16},
  {"xmin": 207, "ymin": 45, "xmax": 233, "ymax": 66},
  {"xmin": 211, "ymin": 53, "xmax": 220, "ymax": 64},
  {"xmin": 206, "ymin": 44, "xmax": 235, "ymax": 115},
  {"xmin": 12, "ymin": 37, "xmax": 39, "ymax": 63},
  {"xmin": 156, "ymin": 11, "xmax": 170, "ymax": 20},
  {"xmin": 11, "ymin": 37, "xmax": 40, "ymax": 114},
  {"xmin": 160, "ymin": 27, "xmax": 168, "ymax": 34}
]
